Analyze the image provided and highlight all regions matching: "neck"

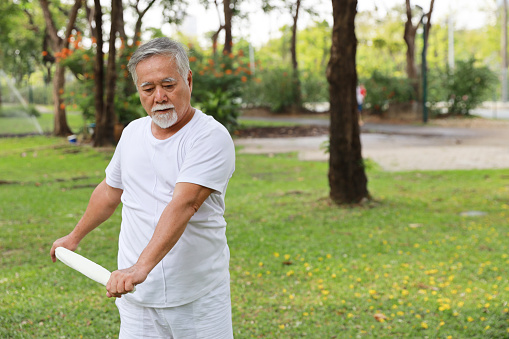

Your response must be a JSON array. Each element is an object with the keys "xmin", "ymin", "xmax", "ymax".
[{"xmin": 151, "ymin": 107, "xmax": 195, "ymax": 140}]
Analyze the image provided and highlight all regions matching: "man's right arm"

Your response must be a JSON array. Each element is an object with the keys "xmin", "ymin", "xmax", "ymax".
[{"xmin": 50, "ymin": 179, "xmax": 123, "ymax": 262}]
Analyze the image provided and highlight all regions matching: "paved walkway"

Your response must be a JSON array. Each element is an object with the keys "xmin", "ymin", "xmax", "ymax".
[{"xmin": 235, "ymin": 117, "xmax": 509, "ymax": 171}]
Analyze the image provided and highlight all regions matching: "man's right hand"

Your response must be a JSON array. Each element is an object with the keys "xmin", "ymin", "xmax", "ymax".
[{"xmin": 50, "ymin": 234, "xmax": 80, "ymax": 263}]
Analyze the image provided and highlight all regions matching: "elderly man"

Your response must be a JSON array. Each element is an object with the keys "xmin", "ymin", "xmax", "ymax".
[{"xmin": 50, "ymin": 37, "xmax": 235, "ymax": 338}]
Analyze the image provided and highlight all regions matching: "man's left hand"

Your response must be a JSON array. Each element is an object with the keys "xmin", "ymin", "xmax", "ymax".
[{"xmin": 106, "ymin": 264, "xmax": 148, "ymax": 298}]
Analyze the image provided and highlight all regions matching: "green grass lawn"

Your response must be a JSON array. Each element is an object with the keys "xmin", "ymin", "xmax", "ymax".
[{"xmin": 0, "ymin": 136, "xmax": 508, "ymax": 338}]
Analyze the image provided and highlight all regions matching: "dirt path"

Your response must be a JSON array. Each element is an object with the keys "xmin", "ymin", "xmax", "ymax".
[{"xmin": 235, "ymin": 116, "xmax": 509, "ymax": 171}]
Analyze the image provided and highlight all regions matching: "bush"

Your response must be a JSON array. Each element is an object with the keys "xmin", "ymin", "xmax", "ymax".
[
  {"xmin": 300, "ymin": 70, "xmax": 329, "ymax": 104},
  {"xmin": 362, "ymin": 71, "xmax": 415, "ymax": 114},
  {"xmin": 189, "ymin": 47, "xmax": 251, "ymax": 128},
  {"xmin": 241, "ymin": 66, "xmax": 297, "ymax": 113},
  {"xmin": 195, "ymin": 89, "xmax": 240, "ymax": 133},
  {"xmin": 443, "ymin": 58, "xmax": 497, "ymax": 115}
]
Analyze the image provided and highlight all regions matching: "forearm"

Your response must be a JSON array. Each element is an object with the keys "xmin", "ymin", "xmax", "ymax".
[
  {"xmin": 135, "ymin": 183, "xmax": 213, "ymax": 275},
  {"xmin": 135, "ymin": 198, "xmax": 197, "ymax": 275}
]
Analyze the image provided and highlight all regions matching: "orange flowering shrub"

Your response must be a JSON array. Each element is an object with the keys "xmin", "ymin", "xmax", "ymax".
[{"xmin": 187, "ymin": 46, "xmax": 252, "ymax": 132}]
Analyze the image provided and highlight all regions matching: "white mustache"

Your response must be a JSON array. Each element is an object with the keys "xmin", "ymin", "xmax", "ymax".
[{"xmin": 152, "ymin": 104, "xmax": 175, "ymax": 113}]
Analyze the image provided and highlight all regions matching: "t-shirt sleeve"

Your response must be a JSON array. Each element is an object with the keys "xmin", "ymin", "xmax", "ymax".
[
  {"xmin": 176, "ymin": 128, "xmax": 235, "ymax": 195},
  {"xmin": 105, "ymin": 141, "xmax": 124, "ymax": 190}
]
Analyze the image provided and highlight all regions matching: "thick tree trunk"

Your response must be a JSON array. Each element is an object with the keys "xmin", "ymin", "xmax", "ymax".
[
  {"xmin": 95, "ymin": 0, "xmax": 120, "ymax": 146},
  {"xmin": 223, "ymin": 0, "xmax": 233, "ymax": 54},
  {"xmin": 326, "ymin": 0, "xmax": 369, "ymax": 204}
]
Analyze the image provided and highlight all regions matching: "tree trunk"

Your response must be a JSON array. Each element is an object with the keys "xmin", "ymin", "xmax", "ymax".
[
  {"xmin": 502, "ymin": 0, "xmax": 508, "ymax": 102},
  {"xmin": 95, "ymin": 0, "xmax": 120, "ymax": 147},
  {"xmin": 92, "ymin": 0, "xmax": 106, "ymax": 146},
  {"xmin": 52, "ymin": 64, "xmax": 73, "ymax": 135},
  {"xmin": 326, "ymin": 0, "xmax": 369, "ymax": 205},
  {"xmin": 39, "ymin": 0, "xmax": 81, "ymax": 136},
  {"xmin": 290, "ymin": 0, "xmax": 302, "ymax": 110},
  {"xmin": 223, "ymin": 0, "xmax": 233, "ymax": 54},
  {"xmin": 404, "ymin": 0, "xmax": 419, "ymax": 96}
]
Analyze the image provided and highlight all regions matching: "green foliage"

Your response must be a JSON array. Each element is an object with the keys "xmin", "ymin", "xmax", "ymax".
[
  {"xmin": 427, "ymin": 59, "xmax": 497, "ymax": 115},
  {"xmin": 59, "ymin": 38, "xmax": 144, "ymax": 126},
  {"xmin": 362, "ymin": 72, "xmax": 415, "ymax": 113},
  {"xmin": 251, "ymin": 21, "xmax": 330, "ymax": 111},
  {"xmin": 196, "ymin": 89, "xmax": 240, "ymax": 133},
  {"xmin": 189, "ymin": 46, "xmax": 251, "ymax": 128},
  {"xmin": 300, "ymin": 70, "xmax": 329, "ymax": 103},
  {"xmin": 356, "ymin": 8, "xmax": 408, "ymax": 79},
  {"xmin": 444, "ymin": 59, "xmax": 497, "ymax": 115},
  {"xmin": 1, "ymin": 137, "xmax": 509, "ymax": 338},
  {"xmin": 242, "ymin": 66, "xmax": 296, "ymax": 112}
]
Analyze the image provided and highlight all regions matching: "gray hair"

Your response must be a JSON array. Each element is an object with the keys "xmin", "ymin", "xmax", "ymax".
[{"xmin": 127, "ymin": 37, "xmax": 190, "ymax": 86}]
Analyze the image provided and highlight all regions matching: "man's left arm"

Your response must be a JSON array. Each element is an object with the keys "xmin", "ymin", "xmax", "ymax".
[{"xmin": 105, "ymin": 182, "xmax": 213, "ymax": 298}]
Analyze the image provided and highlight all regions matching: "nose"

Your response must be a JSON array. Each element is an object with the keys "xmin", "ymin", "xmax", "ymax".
[{"xmin": 154, "ymin": 86, "xmax": 167, "ymax": 103}]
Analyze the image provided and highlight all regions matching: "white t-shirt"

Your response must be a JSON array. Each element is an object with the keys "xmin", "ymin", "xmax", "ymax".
[{"xmin": 105, "ymin": 110, "xmax": 235, "ymax": 307}]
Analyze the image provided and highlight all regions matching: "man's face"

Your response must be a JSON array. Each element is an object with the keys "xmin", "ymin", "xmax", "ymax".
[{"xmin": 135, "ymin": 55, "xmax": 193, "ymax": 129}]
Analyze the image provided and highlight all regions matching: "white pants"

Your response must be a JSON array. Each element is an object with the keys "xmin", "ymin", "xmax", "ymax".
[{"xmin": 116, "ymin": 277, "xmax": 233, "ymax": 339}]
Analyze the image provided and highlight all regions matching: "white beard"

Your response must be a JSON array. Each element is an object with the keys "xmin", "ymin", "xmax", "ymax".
[{"xmin": 151, "ymin": 104, "xmax": 178, "ymax": 129}]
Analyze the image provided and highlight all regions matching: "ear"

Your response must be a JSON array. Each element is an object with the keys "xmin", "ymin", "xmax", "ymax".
[{"xmin": 187, "ymin": 70, "xmax": 193, "ymax": 94}]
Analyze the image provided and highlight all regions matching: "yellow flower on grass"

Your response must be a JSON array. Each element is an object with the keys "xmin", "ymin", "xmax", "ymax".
[
  {"xmin": 347, "ymin": 313, "xmax": 354, "ymax": 318},
  {"xmin": 369, "ymin": 289, "xmax": 377, "ymax": 295},
  {"xmin": 273, "ymin": 252, "xmax": 280, "ymax": 258},
  {"xmin": 421, "ymin": 322, "xmax": 428, "ymax": 329},
  {"xmin": 284, "ymin": 254, "xmax": 291, "ymax": 260},
  {"xmin": 401, "ymin": 290, "xmax": 409, "ymax": 296},
  {"xmin": 279, "ymin": 324, "xmax": 285, "ymax": 329},
  {"xmin": 467, "ymin": 316, "xmax": 474, "ymax": 322}
]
